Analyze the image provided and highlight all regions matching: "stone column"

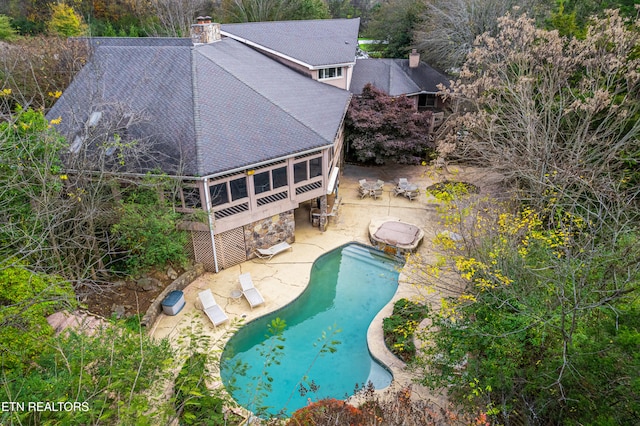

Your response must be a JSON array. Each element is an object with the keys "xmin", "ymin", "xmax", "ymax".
[{"xmin": 319, "ymin": 195, "xmax": 328, "ymax": 232}]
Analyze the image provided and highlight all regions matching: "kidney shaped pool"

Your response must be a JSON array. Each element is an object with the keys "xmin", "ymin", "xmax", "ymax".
[{"xmin": 220, "ymin": 243, "xmax": 402, "ymax": 417}]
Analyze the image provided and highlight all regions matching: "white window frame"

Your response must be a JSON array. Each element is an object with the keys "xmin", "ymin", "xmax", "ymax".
[{"xmin": 318, "ymin": 67, "xmax": 343, "ymax": 80}]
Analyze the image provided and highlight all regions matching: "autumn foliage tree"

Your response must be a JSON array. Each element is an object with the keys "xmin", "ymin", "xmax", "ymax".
[
  {"xmin": 345, "ymin": 84, "xmax": 435, "ymax": 164},
  {"xmin": 440, "ymin": 10, "xmax": 640, "ymax": 226},
  {"xmin": 47, "ymin": 2, "xmax": 87, "ymax": 37},
  {"xmin": 409, "ymin": 9, "xmax": 640, "ymax": 424},
  {"xmin": 414, "ymin": 0, "xmax": 546, "ymax": 71}
]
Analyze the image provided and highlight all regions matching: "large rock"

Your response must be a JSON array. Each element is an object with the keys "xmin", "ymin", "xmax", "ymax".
[
  {"xmin": 167, "ymin": 266, "xmax": 178, "ymax": 280},
  {"xmin": 136, "ymin": 277, "xmax": 162, "ymax": 291}
]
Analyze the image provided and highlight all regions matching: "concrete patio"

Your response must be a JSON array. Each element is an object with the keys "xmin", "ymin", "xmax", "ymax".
[{"xmin": 149, "ymin": 162, "xmax": 503, "ymax": 414}]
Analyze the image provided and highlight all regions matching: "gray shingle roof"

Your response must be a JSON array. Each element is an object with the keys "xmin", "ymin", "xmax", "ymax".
[
  {"xmin": 47, "ymin": 37, "xmax": 351, "ymax": 177},
  {"xmin": 221, "ymin": 18, "xmax": 360, "ymax": 67},
  {"xmin": 192, "ymin": 38, "xmax": 351, "ymax": 175},
  {"xmin": 350, "ymin": 58, "xmax": 450, "ymax": 96}
]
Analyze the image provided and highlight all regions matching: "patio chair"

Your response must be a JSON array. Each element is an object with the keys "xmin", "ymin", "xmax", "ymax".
[
  {"xmin": 255, "ymin": 241, "xmax": 292, "ymax": 260},
  {"xmin": 358, "ymin": 179, "xmax": 369, "ymax": 198},
  {"xmin": 198, "ymin": 289, "xmax": 229, "ymax": 327},
  {"xmin": 239, "ymin": 272, "xmax": 265, "ymax": 309},
  {"xmin": 404, "ymin": 187, "xmax": 420, "ymax": 201},
  {"xmin": 393, "ymin": 178, "xmax": 409, "ymax": 196}
]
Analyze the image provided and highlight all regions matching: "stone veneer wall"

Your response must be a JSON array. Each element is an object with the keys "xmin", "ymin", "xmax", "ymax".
[{"xmin": 244, "ymin": 210, "xmax": 295, "ymax": 259}]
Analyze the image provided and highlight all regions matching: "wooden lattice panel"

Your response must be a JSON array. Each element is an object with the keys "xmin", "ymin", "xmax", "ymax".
[
  {"xmin": 190, "ymin": 230, "xmax": 217, "ymax": 272},
  {"xmin": 214, "ymin": 226, "xmax": 247, "ymax": 270}
]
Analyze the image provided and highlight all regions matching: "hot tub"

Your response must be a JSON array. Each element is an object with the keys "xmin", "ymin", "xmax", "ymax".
[{"xmin": 368, "ymin": 217, "xmax": 424, "ymax": 256}]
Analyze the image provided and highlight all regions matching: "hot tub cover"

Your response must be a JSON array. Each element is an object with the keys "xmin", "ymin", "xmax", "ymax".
[{"xmin": 373, "ymin": 221, "xmax": 421, "ymax": 245}]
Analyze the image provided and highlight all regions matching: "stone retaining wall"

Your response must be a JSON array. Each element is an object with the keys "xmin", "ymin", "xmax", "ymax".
[{"xmin": 140, "ymin": 263, "xmax": 205, "ymax": 329}]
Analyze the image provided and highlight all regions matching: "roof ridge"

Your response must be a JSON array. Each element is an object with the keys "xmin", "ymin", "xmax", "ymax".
[
  {"xmin": 190, "ymin": 48, "xmax": 204, "ymax": 174},
  {"xmin": 224, "ymin": 17, "xmax": 360, "ymax": 26}
]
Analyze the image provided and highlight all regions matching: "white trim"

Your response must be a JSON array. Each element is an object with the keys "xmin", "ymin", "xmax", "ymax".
[
  {"xmin": 203, "ymin": 177, "xmax": 220, "ymax": 273},
  {"xmin": 405, "ymin": 91, "xmax": 439, "ymax": 97},
  {"xmin": 199, "ymin": 145, "xmax": 332, "ymax": 181},
  {"xmin": 309, "ymin": 62, "xmax": 355, "ymax": 70},
  {"xmin": 327, "ymin": 166, "xmax": 339, "ymax": 194}
]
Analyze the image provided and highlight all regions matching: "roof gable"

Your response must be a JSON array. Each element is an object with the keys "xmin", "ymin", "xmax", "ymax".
[{"xmin": 221, "ymin": 18, "xmax": 360, "ymax": 67}]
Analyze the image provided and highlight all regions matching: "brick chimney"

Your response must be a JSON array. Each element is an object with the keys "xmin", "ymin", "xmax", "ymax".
[
  {"xmin": 191, "ymin": 16, "xmax": 220, "ymax": 45},
  {"xmin": 409, "ymin": 49, "xmax": 420, "ymax": 68}
]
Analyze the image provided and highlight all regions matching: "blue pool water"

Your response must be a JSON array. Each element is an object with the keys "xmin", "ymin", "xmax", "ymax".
[{"xmin": 220, "ymin": 243, "xmax": 402, "ymax": 417}]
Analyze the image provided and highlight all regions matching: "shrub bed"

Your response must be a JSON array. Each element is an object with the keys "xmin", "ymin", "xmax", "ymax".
[{"xmin": 383, "ymin": 299, "xmax": 429, "ymax": 363}]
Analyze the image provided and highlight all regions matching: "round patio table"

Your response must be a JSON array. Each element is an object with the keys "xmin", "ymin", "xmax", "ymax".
[{"xmin": 230, "ymin": 290, "xmax": 243, "ymax": 304}]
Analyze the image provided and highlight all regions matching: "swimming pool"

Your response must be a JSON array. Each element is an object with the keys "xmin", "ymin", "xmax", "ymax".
[{"xmin": 220, "ymin": 243, "xmax": 402, "ymax": 417}]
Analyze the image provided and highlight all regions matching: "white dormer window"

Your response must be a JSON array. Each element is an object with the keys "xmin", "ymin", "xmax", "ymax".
[{"xmin": 318, "ymin": 67, "xmax": 342, "ymax": 80}]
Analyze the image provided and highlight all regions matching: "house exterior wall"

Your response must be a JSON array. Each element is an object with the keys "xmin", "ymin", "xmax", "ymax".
[
  {"xmin": 408, "ymin": 94, "xmax": 449, "ymax": 111},
  {"xmin": 177, "ymin": 124, "xmax": 347, "ymax": 272},
  {"xmin": 311, "ymin": 66, "xmax": 351, "ymax": 90},
  {"xmin": 243, "ymin": 210, "xmax": 295, "ymax": 259}
]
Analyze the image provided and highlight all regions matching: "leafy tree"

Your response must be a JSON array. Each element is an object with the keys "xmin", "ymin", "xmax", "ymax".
[
  {"xmin": 111, "ymin": 182, "xmax": 188, "ymax": 275},
  {"xmin": 0, "ymin": 14, "xmax": 17, "ymax": 40},
  {"xmin": 562, "ymin": 0, "xmax": 639, "ymax": 26},
  {"xmin": 1, "ymin": 323, "xmax": 175, "ymax": 425},
  {"xmin": 47, "ymin": 2, "xmax": 88, "ymax": 37},
  {"xmin": 547, "ymin": 0, "xmax": 583, "ymax": 38},
  {"xmin": 407, "ymin": 9, "xmax": 640, "ymax": 424},
  {"xmin": 173, "ymin": 353, "xmax": 227, "ymax": 425},
  {"xmin": 220, "ymin": 0, "xmax": 329, "ymax": 23},
  {"xmin": 0, "ymin": 107, "xmax": 69, "ymax": 265},
  {"xmin": 327, "ymin": 0, "xmax": 370, "ymax": 21},
  {"xmin": 0, "ymin": 36, "xmax": 88, "ymax": 115},
  {"xmin": 143, "ymin": 0, "xmax": 211, "ymax": 37},
  {"xmin": 1, "ymin": 105, "xmax": 189, "ymax": 290},
  {"xmin": 365, "ymin": 0, "xmax": 424, "ymax": 58},
  {"xmin": 287, "ymin": 386, "xmax": 486, "ymax": 425},
  {"xmin": 409, "ymin": 196, "xmax": 640, "ymax": 424},
  {"xmin": 0, "ymin": 263, "xmax": 75, "ymax": 370},
  {"xmin": 345, "ymin": 84, "xmax": 435, "ymax": 164},
  {"xmin": 286, "ymin": 0, "xmax": 330, "ymax": 20}
]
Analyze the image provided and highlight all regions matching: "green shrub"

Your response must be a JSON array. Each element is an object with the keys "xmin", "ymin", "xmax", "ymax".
[
  {"xmin": 174, "ymin": 353, "xmax": 226, "ymax": 426},
  {"xmin": 0, "ymin": 15, "xmax": 17, "ymax": 40},
  {"xmin": 383, "ymin": 299, "xmax": 428, "ymax": 363},
  {"xmin": 111, "ymin": 186, "xmax": 188, "ymax": 275},
  {"xmin": 426, "ymin": 181, "xmax": 479, "ymax": 202},
  {"xmin": 1, "ymin": 325, "xmax": 173, "ymax": 425},
  {"xmin": 0, "ymin": 263, "xmax": 75, "ymax": 370}
]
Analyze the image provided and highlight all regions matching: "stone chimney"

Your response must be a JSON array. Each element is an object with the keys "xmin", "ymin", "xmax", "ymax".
[
  {"xmin": 409, "ymin": 49, "xmax": 420, "ymax": 68},
  {"xmin": 191, "ymin": 16, "xmax": 221, "ymax": 45}
]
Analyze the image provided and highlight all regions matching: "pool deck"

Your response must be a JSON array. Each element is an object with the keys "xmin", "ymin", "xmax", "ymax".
[{"xmin": 150, "ymin": 163, "xmax": 504, "ymax": 414}]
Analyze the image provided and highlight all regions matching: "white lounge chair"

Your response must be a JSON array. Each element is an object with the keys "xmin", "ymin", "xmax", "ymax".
[
  {"xmin": 255, "ymin": 241, "xmax": 292, "ymax": 260},
  {"xmin": 198, "ymin": 289, "xmax": 229, "ymax": 327},
  {"xmin": 239, "ymin": 273, "xmax": 265, "ymax": 309}
]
